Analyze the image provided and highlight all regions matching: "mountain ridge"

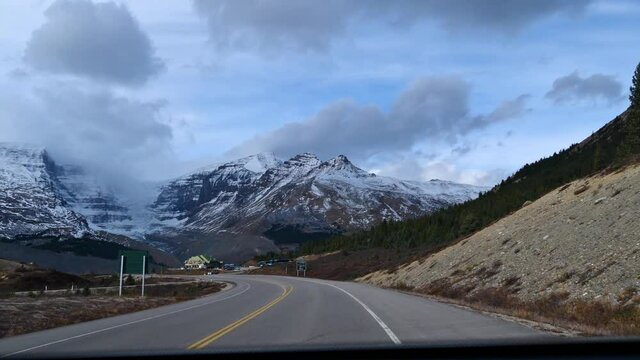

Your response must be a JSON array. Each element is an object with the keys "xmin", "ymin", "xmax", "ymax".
[{"xmin": 0, "ymin": 145, "xmax": 485, "ymax": 261}]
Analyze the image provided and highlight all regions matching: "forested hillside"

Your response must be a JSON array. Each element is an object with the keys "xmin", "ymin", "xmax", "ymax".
[{"xmin": 301, "ymin": 64, "xmax": 640, "ymax": 256}]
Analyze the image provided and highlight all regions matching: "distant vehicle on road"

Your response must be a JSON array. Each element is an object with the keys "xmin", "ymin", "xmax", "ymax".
[{"xmin": 223, "ymin": 264, "xmax": 235, "ymax": 271}]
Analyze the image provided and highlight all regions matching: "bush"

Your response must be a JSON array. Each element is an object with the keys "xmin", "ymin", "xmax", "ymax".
[{"xmin": 125, "ymin": 274, "xmax": 135, "ymax": 286}]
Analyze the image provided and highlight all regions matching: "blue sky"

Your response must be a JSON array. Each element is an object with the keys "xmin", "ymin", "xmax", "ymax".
[{"xmin": 0, "ymin": 0, "xmax": 639, "ymax": 186}]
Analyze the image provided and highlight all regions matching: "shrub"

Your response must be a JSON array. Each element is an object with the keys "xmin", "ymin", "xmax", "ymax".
[{"xmin": 125, "ymin": 274, "xmax": 135, "ymax": 286}]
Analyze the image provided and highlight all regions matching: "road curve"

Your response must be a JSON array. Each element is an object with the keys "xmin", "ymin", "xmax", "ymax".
[{"xmin": 0, "ymin": 275, "xmax": 548, "ymax": 357}]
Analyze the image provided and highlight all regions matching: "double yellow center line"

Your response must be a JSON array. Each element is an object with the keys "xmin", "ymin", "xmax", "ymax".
[{"xmin": 187, "ymin": 285, "xmax": 293, "ymax": 350}]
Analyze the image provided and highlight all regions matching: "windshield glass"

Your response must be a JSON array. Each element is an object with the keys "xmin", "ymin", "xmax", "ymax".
[{"xmin": 1, "ymin": 0, "xmax": 639, "ymax": 357}]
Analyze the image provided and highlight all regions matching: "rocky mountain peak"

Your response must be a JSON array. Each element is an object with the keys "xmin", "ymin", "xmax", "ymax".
[{"xmin": 287, "ymin": 152, "xmax": 321, "ymax": 165}]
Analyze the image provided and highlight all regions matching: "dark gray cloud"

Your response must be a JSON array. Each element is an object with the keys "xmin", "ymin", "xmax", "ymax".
[
  {"xmin": 7, "ymin": 68, "xmax": 29, "ymax": 79},
  {"xmin": 545, "ymin": 71, "xmax": 624, "ymax": 104},
  {"xmin": 451, "ymin": 143, "xmax": 474, "ymax": 156},
  {"xmin": 24, "ymin": 0, "xmax": 164, "ymax": 85},
  {"xmin": 227, "ymin": 76, "xmax": 529, "ymax": 161},
  {"xmin": 373, "ymin": 0, "xmax": 590, "ymax": 32},
  {"xmin": 193, "ymin": 0, "xmax": 591, "ymax": 53},
  {"xmin": 472, "ymin": 94, "xmax": 531, "ymax": 128},
  {"xmin": 193, "ymin": 0, "xmax": 352, "ymax": 52},
  {"xmin": 0, "ymin": 83, "xmax": 173, "ymax": 186}
]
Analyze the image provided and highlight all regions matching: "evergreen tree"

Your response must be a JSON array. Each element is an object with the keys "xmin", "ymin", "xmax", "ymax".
[
  {"xmin": 617, "ymin": 62, "xmax": 640, "ymax": 162},
  {"xmin": 630, "ymin": 62, "xmax": 640, "ymax": 107},
  {"xmin": 624, "ymin": 106, "xmax": 640, "ymax": 155},
  {"xmin": 593, "ymin": 143, "xmax": 602, "ymax": 170}
]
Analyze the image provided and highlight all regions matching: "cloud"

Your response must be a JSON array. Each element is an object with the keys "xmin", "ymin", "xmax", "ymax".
[
  {"xmin": 192, "ymin": 0, "xmax": 352, "ymax": 53},
  {"xmin": 472, "ymin": 94, "xmax": 531, "ymax": 127},
  {"xmin": 0, "ymin": 83, "xmax": 174, "ymax": 187},
  {"xmin": 375, "ymin": 158, "xmax": 507, "ymax": 186},
  {"xmin": 193, "ymin": 0, "xmax": 591, "ymax": 53},
  {"xmin": 374, "ymin": 0, "xmax": 591, "ymax": 32},
  {"xmin": 24, "ymin": 0, "xmax": 164, "ymax": 85},
  {"xmin": 545, "ymin": 71, "xmax": 624, "ymax": 104},
  {"xmin": 7, "ymin": 68, "xmax": 29, "ymax": 80},
  {"xmin": 227, "ymin": 76, "xmax": 529, "ymax": 162}
]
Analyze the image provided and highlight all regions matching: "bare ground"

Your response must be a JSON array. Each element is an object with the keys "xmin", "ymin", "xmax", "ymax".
[{"xmin": 0, "ymin": 281, "xmax": 224, "ymax": 338}]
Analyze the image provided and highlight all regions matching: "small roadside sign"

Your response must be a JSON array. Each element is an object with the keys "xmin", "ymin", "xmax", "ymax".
[
  {"xmin": 120, "ymin": 250, "xmax": 149, "ymax": 274},
  {"xmin": 296, "ymin": 259, "xmax": 307, "ymax": 277},
  {"xmin": 118, "ymin": 250, "xmax": 149, "ymax": 297}
]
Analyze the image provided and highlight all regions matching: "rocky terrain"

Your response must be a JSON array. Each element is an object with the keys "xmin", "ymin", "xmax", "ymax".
[{"xmin": 360, "ymin": 164, "xmax": 640, "ymax": 303}]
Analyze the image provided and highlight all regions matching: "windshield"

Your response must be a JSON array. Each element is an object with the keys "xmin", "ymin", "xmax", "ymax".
[{"xmin": 1, "ymin": 0, "xmax": 639, "ymax": 357}]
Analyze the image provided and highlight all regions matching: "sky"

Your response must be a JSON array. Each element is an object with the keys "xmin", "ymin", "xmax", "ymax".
[{"xmin": 0, "ymin": 0, "xmax": 639, "ymax": 188}]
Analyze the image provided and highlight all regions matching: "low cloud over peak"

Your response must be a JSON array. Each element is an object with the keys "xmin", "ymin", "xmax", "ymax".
[
  {"xmin": 24, "ymin": 0, "xmax": 164, "ymax": 86},
  {"xmin": 227, "ymin": 75, "xmax": 529, "ymax": 163},
  {"xmin": 0, "ymin": 83, "xmax": 173, "ymax": 184}
]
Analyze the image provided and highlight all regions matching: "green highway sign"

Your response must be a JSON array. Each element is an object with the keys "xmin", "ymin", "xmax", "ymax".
[{"xmin": 119, "ymin": 250, "xmax": 149, "ymax": 274}]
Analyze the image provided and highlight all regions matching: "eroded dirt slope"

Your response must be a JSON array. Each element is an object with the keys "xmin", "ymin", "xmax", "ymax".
[{"xmin": 360, "ymin": 165, "xmax": 640, "ymax": 303}]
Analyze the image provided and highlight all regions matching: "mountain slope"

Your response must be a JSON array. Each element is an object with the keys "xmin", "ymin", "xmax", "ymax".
[
  {"xmin": 0, "ymin": 144, "xmax": 89, "ymax": 238},
  {"xmin": 55, "ymin": 165, "xmax": 139, "ymax": 236},
  {"xmin": 150, "ymin": 152, "xmax": 486, "ymax": 245},
  {"xmin": 360, "ymin": 163, "xmax": 640, "ymax": 302}
]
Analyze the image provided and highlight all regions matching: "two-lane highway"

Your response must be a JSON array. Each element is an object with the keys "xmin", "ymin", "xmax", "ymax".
[{"xmin": 0, "ymin": 275, "xmax": 548, "ymax": 357}]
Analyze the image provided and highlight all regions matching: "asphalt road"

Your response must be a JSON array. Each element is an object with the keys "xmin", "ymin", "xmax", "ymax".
[{"xmin": 0, "ymin": 275, "xmax": 548, "ymax": 357}]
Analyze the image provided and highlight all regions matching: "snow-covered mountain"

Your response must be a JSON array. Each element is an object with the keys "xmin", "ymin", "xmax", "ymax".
[
  {"xmin": 0, "ymin": 143, "xmax": 150, "ymax": 240},
  {"xmin": 54, "ymin": 164, "xmax": 150, "ymax": 237},
  {"xmin": 0, "ymin": 144, "xmax": 89, "ymax": 238},
  {"xmin": 150, "ymin": 152, "xmax": 487, "ymax": 243},
  {"xmin": 0, "ymin": 144, "xmax": 487, "ymax": 259}
]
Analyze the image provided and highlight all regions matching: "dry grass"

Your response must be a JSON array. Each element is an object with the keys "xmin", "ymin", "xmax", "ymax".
[
  {"xmin": 0, "ymin": 282, "xmax": 223, "ymax": 338},
  {"xmin": 416, "ymin": 279, "xmax": 640, "ymax": 336}
]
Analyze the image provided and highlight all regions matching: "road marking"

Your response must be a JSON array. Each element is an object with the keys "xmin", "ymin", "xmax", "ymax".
[
  {"xmin": 295, "ymin": 278, "xmax": 401, "ymax": 345},
  {"xmin": 0, "ymin": 282, "xmax": 251, "ymax": 358},
  {"xmin": 187, "ymin": 285, "xmax": 293, "ymax": 350}
]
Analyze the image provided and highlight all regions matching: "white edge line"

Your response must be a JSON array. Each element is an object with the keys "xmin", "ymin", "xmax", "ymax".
[
  {"xmin": 295, "ymin": 278, "xmax": 401, "ymax": 345},
  {"xmin": 1, "ymin": 282, "xmax": 252, "ymax": 358}
]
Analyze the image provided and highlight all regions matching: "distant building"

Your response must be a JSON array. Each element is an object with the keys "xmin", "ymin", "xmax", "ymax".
[{"xmin": 184, "ymin": 255, "xmax": 222, "ymax": 270}]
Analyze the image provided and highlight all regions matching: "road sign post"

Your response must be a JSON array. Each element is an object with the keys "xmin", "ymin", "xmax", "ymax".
[
  {"xmin": 119, "ymin": 255, "xmax": 124, "ymax": 296},
  {"xmin": 296, "ymin": 260, "xmax": 307, "ymax": 277},
  {"xmin": 141, "ymin": 255, "xmax": 146, "ymax": 297},
  {"xmin": 118, "ymin": 250, "xmax": 149, "ymax": 297}
]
